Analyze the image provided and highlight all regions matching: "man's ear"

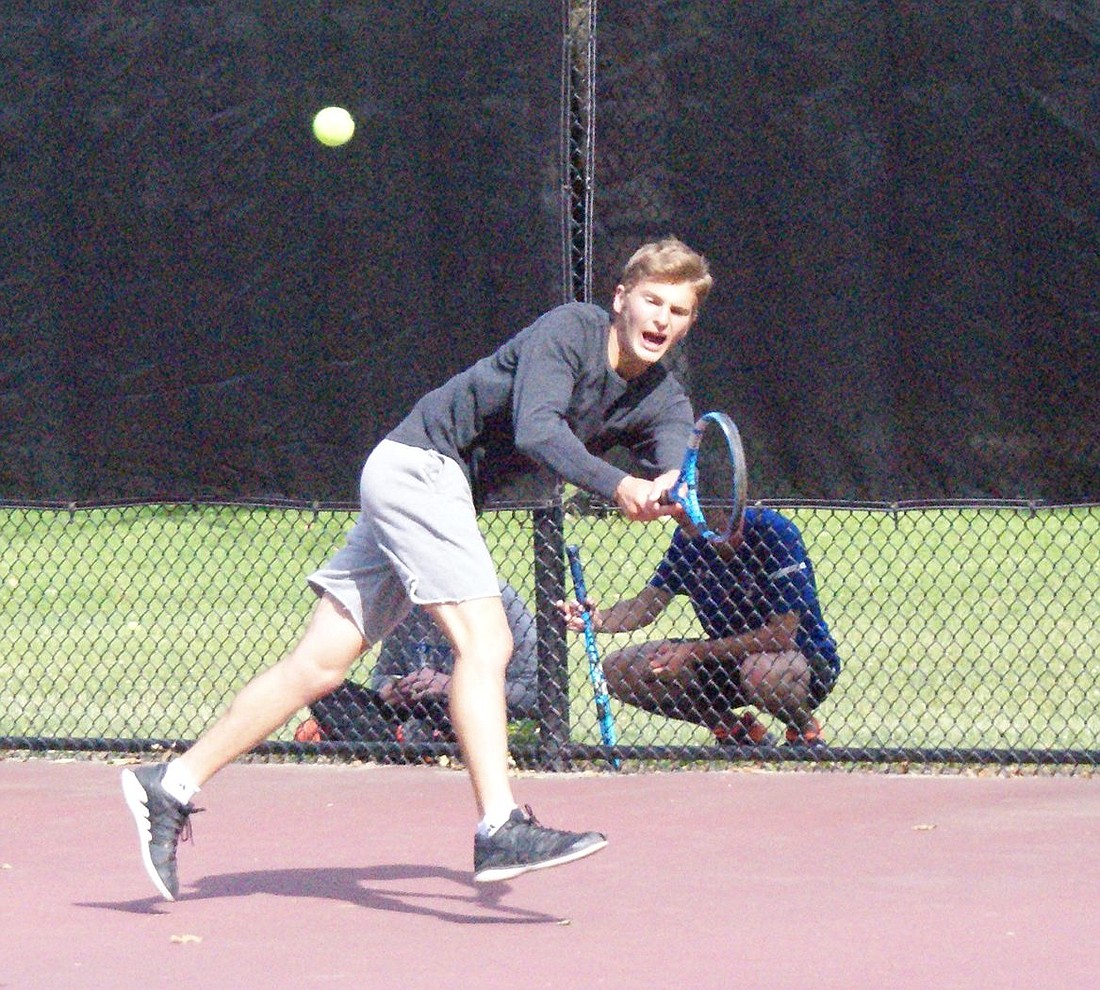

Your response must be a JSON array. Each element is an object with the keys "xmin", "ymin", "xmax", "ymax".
[{"xmin": 611, "ymin": 284, "xmax": 626, "ymax": 314}]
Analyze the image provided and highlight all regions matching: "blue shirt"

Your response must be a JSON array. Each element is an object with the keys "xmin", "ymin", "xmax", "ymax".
[{"xmin": 649, "ymin": 506, "xmax": 840, "ymax": 675}]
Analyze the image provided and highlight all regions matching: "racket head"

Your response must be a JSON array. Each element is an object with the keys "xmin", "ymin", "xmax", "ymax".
[{"xmin": 677, "ymin": 411, "xmax": 747, "ymax": 542}]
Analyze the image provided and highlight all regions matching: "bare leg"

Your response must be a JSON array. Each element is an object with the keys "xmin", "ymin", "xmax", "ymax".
[
  {"xmin": 605, "ymin": 641, "xmax": 816, "ymax": 732},
  {"xmin": 426, "ymin": 596, "xmax": 514, "ymax": 820},
  {"xmin": 603, "ymin": 641, "xmax": 721, "ymax": 727},
  {"xmin": 175, "ymin": 594, "xmax": 367, "ymax": 786},
  {"xmin": 740, "ymin": 650, "xmax": 814, "ymax": 730}
]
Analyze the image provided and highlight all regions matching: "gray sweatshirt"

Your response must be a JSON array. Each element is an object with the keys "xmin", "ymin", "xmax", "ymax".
[{"xmin": 387, "ymin": 302, "xmax": 693, "ymax": 503}]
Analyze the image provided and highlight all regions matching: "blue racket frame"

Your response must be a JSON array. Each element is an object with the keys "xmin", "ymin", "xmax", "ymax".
[
  {"xmin": 664, "ymin": 410, "xmax": 747, "ymax": 543},
  {"xmin": 565, "ymin": 544, "xmax": 620, "ymax": 770}
]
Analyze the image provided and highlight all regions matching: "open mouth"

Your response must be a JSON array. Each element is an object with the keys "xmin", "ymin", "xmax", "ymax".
[{"xmin": 642, "ymin": 330, "xmax": 667, "ymax": 350}]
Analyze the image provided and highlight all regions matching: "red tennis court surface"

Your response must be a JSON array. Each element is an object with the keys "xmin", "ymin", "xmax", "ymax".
[{"xmin": 3, "ymin": 758, "xmax": 1098, "ymax": 989}]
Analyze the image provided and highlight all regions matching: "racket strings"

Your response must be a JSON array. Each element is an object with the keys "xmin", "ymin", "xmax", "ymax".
[{"xmin": 693, "ymin": 419, "xmax": 742, "ymax": 542}]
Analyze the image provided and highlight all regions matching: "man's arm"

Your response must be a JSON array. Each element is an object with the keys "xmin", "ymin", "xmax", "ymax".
[
  {"xmin": 370, "ymin": 625, "xmax": 413, "ymax": 695},
  {"xmin": 370, "ymin": 610, "xmax": 450, "ymax": 701},
  {"xmin": 510, "ymin": 313, "xmax": 629, "ymax": 498},
  {"xmin": 564, "ymin": 584, "xmax": 674, "ymax": 634},
  {"xmin": 509, "ymin": 310, "xmax": 689, "ymax": 518},
  {"xmin": 647, "ymin": 612, "xmax": 800, "ymax": 678},
  {"xmin": 695, "ymin": 611, "xmax": 800, "ymax": 665}
]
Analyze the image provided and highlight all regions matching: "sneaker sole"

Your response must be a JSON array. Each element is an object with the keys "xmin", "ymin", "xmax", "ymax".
[
  {"xmin": 473, "ymin": 836, "xmax": 608, "ymax": 883},
  {"xmin": 120, "ymin": 768, "xmax": 176, "ymax": 902}
]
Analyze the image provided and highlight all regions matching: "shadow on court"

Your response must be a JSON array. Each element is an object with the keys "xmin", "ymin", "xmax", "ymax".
[{"xmin": 78, "ymin": 863, "xmax": 557, "ymax": 925}]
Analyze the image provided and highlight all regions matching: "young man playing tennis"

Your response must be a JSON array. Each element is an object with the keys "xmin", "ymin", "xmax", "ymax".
[
  {"xmin": 122, "ymin": 236, "xmax": 712, "ymax": 901},
  {"xmin": 558, "ymin": 504, "xmax": 840, "ymax": 747}
]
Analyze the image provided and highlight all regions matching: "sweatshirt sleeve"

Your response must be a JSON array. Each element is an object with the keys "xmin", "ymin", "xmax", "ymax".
[{"xmin": 509, "ymin": 311, "xmax": 629, "ymax": 500}]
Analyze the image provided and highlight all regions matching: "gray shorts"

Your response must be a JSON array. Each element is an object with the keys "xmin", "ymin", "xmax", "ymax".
[{"xmin": 308, "ymin": 440, "xmax": 500, "ymax": 644}]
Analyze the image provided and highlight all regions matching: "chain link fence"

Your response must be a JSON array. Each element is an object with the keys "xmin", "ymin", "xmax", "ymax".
[{"xmin": 2, "ymin": 500, "xmax": 1096, "ymax": 770}]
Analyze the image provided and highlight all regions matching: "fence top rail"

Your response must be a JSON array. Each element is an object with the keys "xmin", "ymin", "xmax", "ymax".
[{"xmin": 1, "ymin": 496, "xmax": 1097, "ymax": 513}]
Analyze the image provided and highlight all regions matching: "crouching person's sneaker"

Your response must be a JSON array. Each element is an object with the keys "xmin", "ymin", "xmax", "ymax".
[
  {"xmin": 715, "ymin": 712, "xmax": 776, "ymax": 748},
  {"xmin": 474, "ymin": 806, "xmax": 607, "ymax": 882},
  {"xmin": 785, "ymin": 716, "xmax": 826, "ymax": 748},
  {"xmin": 120, "ymin": 763, "xmax": 199, "ymax": 901}
]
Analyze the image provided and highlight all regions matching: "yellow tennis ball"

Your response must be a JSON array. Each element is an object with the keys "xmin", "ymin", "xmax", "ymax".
[{"xmin": 312, "ymin": 106, "xmax": 355, "ymax": 147}]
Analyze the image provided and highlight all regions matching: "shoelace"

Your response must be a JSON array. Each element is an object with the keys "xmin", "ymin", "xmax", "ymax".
[{"xmin": 178, "ymin": 806, "xmax": 204, "ymax": 845}]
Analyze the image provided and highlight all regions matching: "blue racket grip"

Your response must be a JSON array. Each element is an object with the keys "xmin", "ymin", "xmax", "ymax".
[{"xmin": 566, "ymin": 544, "xmax": 589, "ymax": 602}]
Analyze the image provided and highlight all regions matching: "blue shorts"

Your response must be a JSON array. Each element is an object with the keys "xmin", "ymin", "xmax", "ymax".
[{"xmin": 308, "ymin": 440, "xmax": 500, "ymax": 644}]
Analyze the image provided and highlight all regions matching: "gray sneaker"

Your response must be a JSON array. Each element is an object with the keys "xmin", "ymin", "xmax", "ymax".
[
  {"xmin": 121, "ymin": 763, "xmax": 198, "ymax": 901},
  {"xmin": 473, "ymin": 806, "xmax": 607, "ymax": 883}
]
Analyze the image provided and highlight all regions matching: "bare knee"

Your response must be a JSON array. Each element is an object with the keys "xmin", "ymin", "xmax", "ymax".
[
  {"xmin": 741, "ymin": 650, "xmax": 811, "ymax": 717},
  {"xmin": 278, "ymin": 642, "xmax": 356, "ymax": 704},
  {"xmin": 429, "ymin": 597, "xmax": 514, "ymax": 685},
  {"xmin": 474, "ymin": 624, "xmax": 515, "ymax": 669},
  {"xmin": 282, "ymin": 598, "xmax": 367, "ymax": 702}
]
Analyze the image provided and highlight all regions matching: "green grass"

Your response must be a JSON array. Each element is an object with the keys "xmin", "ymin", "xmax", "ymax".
[
  {"xmin": 0, "ymin": 505, "xmax": 342, "ymax": 740},
  {"xmin": 1, "ymin": 503, "xmax": 1098, "ymax": 756}
]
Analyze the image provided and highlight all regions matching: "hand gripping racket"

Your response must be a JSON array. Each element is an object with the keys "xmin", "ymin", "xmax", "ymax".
[
  {"xmin": 565, "ymin": 544, "xmax": 620, "ymax": 769},
  {"xmin": 660, "ymin": 411, "xmax": 748, "ymax": 543}
]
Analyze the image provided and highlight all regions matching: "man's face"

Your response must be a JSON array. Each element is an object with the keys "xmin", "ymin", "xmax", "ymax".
[
  {"xmin": 682, "ymin": 507, "xmax": 745, "ymax": 557},
  {"xmin": 609, "ymin": 278, "xmax": 697, "ymax": 379}
]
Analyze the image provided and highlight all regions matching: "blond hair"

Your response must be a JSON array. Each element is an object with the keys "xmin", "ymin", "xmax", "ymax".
[{"xmin": 619, "ymin": 237, "xmax": 713, "ymax": 308}]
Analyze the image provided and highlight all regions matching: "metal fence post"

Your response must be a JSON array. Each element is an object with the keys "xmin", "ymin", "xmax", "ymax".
[{"xmin": 532, "ymin": 501, "xmax": 570, "ymax": 769}]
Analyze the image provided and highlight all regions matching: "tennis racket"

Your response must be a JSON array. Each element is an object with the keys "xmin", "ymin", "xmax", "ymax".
[
  {"xmin": 660, "ymin": 410, "xmax": 747, "ymax": 542},
  {"xmin": 565, "ymin": 544, "xmax": 620, "ymax": 770}
]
